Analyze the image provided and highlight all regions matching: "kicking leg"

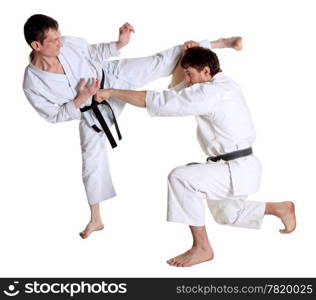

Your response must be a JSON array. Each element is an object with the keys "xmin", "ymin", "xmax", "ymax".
[
  {"xmin": 107, "ymin": 44, "xmax": 183, "ymax": 90},
  {"xmin": 265, "ymin": 201, "xmax": 296, "ymax": 233},
  {"xmin": 169, "ymin": 36, "xmax": 243, "ymax": 88},
  {"xmin": 168, "ymin": 56, "xmax": 185, "ymax": 89},
  {"xmin": 167, "ymin": 226, "xmax": 214, "ymax": 267}
]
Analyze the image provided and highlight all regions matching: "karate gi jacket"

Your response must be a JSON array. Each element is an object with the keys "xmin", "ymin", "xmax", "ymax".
[
  {"xmin": 145, "ymin": 73, "xmax": 262, "ymax": 196},
  {"xmin": 22, "ymin": 36, "xmax": 120, "ymax": 128}
]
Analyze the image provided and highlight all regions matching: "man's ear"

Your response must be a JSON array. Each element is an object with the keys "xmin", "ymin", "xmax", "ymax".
[
  {"xmin": 31, "ymin": 41, "xmax": 41, "ymax": 52},
  {"xmin": 203, "ymin": 66, "xmax": 211, "ymax": 76}
]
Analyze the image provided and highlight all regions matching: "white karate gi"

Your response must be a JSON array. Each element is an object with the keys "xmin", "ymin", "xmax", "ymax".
[
  {"xmin": 23, "ymin": 36, "xmax": 186, "ymax": 204},
  {"xmin": 145, "ymin": 73, "xmax": 266, "ymax": 229}
]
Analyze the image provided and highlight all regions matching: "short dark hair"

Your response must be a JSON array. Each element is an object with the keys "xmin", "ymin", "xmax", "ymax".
[
  {"xmin": 24, "ymin": 14, "xmax": 59, "ymax": 48},
  {"xmin": 180, "ymin": 47, "xmax": 222, "ymax": 76}
]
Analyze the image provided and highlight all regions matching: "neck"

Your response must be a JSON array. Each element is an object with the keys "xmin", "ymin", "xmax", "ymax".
[{"xmin": 31, "ymin": 51, "xmax": 59, "ymax": 72}]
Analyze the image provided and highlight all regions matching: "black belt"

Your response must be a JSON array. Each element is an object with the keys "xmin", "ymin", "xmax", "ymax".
[
  {"xmin": 207, "ymin": 147, "xmax": 253, "ymax": 162},
  {"xmin": 80, "ymin": 70, "xmax": 122, "ymax": 148}
]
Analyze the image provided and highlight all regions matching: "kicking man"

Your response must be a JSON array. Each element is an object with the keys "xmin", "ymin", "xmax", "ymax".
[{"xmin": 23, "ymin": 14, "xmax": 243, "ymax": 239}]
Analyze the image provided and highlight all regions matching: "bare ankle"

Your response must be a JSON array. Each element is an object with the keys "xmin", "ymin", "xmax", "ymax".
[
  {"xmin": 192, "ymin": 240, "xmax": 211, "ymax": 250},
  {"xmin": 265, "ymin": 202, "xmax": 279, "ymax": 216},
  {"xmin": 265, "ymin": 201, "xmax": 291, "ymax": 217},
  {"xmin": 90, "ymin": 218, "xmax": 102, "ymax": 225}
]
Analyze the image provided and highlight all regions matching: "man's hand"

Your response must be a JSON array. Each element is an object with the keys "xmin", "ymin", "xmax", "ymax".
[
  {"xmin": 95, "ymin": 89, "xmax": 111, "ymax": 103},
  {"xmin": 116, "ymin": 23, "xmax": 135, "ymax": 50},
  {"xmin": 78, "ymin": 78, "xmax": 100, "ymax": 99},
  {"xmin": 74, "ymin": 78, "xmax": 100, "ymax": 108},
  {"xmin": 182, "ymin": 40, "xmax": 200, "ymax": 52},
  {"xmin": 96, "ymin": 88, "xmax": 146, "ymax": 107}
]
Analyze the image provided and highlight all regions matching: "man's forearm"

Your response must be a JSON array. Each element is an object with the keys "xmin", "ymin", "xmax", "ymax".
[
  {"xmin": 115, "ymin": 41, "xmax": 126, "ymax": 50},
  {"xmin": 109, "ymin": 89, "xmax": 146, "ymax": 107}
]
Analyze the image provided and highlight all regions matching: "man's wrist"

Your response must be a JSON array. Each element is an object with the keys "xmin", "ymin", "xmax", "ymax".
[
  {"xmin": 107, "ymin": 88, "xmax": 114, "ymax": 97},
  {"xmin": 74, "ymin": 94, "xmax": 88, "ymax": 108},
  {"xmin": 116, "ymin": 41, "xmax": 126, "ymax": 50}
]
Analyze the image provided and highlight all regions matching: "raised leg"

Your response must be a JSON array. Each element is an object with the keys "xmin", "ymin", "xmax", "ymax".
[
  {"xmin": 169, "ymin": 36, "xmax": 243, "ymax": 88},
  {"xmin": 107, "ymin": 44, "xmax": 183, "ymax": 90},
  {"xmin": 168, "ymin": 55, "xmax": 185, "ymax": 89}
]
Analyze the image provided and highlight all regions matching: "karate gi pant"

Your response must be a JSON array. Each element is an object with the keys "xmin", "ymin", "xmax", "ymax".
[
  {"xmin": 80, "ymin": 46, "xmax": 182, "ymax": 205},
  {"xmin": 167, "ymin": 161, "xmax": 266, "ymax": 229}
]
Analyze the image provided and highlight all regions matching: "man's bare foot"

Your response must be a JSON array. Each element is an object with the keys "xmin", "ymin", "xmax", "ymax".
[
  {"xmin": 167, "ymin": 245, "xmax": 214, "ymax": 267},
  {"xmin": 219, "ymin": 36, "xmax": 242, "ymax": 51},
  {"xmin": 276, "ymin": 201, "xmax": 296, "ymax": 234},
  {"xmin": 79, "ymin": 221, "xmax": 104, "ymax": 239}
]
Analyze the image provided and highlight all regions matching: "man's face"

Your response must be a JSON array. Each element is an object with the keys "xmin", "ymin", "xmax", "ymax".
[
  {"xmin": 33, "ymin": 29, "xmax": 63, "ymax": 57},
  {"xmin": 183, "ymin": 66, "xmax": 211, "ymax": 85}
]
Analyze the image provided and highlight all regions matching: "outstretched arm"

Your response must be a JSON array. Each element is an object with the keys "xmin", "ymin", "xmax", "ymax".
[
  {"xmin": 96, "ymin": 81, "xmax": 219, "ymax": 117},
  {"xmin": 96, "ymin": 89, "xmax": 146, "ymax": 108}
]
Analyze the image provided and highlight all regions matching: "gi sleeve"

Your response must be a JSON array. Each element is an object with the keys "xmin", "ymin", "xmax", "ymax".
[
  {"xmin": 89, "ymin": 42, "xmax": 120, "ymax": 63},
  {"xmin": 145, "ymin": 82, "xmax": 222, "ymax": 117},
  {"xmin": 107, "ymin": 45, "xmax": 182, "ymax": 89},
  {"xmin": 24, "ymin": 89, "xmax": 81, "ymax": 123},
  {"xmin": 199, "ymin": 39, "xmax": 211, "ymax": 49}
]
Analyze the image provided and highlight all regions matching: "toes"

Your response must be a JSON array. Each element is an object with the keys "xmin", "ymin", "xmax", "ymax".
[
  {"xmin": 176, "ymin": 263, "xmax": 182, "ymax": 268},
  {"xmin": 79, "ymin": 229, "xmax": 90, "ymax": 239},
  {"xmin": 279, "ymin": 227, "xmax": 295, "ymax": 234},
  {"xmin": 174, "ymin": 262, "xmax": 182, "ymax": 267},
  {"xmin": 171, "ymin": 260, "xmax": 178, "ymax": 267},
  {"xmin": 279, "ymin": 226, "xmax": 293, "ymax": 234},
  {"xmin": 79, "ymin": 223, "xmax": 104, "ymax": 239},
  {"xmin": 168, "ymin": 259, "xmax": 181, "ymax": 267}
]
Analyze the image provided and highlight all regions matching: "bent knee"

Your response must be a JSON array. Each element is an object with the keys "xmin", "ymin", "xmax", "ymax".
[
  {"xmin": 167, "ymin": 166, "xmax": 188, "ymax": 182},
  {"xmin": 212, "ymin": 206, "xmax": 240, "ymax": 225}
]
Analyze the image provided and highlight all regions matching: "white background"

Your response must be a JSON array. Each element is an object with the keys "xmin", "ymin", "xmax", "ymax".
[{"xmin": 0, "ymin": 0, "xmax": 315, "ymax": 277}]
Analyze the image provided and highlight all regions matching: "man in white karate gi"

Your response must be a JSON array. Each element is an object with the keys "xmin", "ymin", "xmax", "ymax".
[
  {"xmin": 23, "ymin": 14, "xmax": 243, "ymax": 239},
  {"xmin": 95, "ymin": 46, "xmax": 296, "ymax": 267}
]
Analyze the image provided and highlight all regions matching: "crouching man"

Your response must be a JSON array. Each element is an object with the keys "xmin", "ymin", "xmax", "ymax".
[{"xmin": 95, "ymin": 46, "xmax": 296, "ymax": 267}]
